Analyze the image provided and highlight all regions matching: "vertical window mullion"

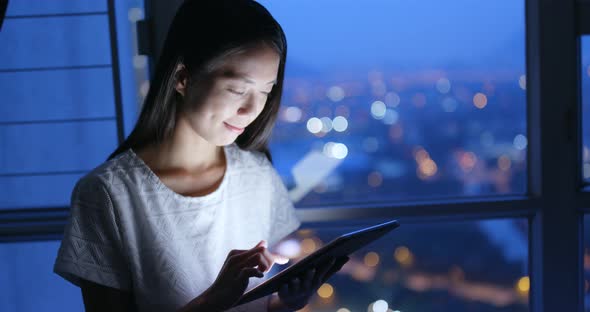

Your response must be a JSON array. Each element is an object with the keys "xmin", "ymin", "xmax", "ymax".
[{"xmin": 527, "ymin": 0, "xmax": 583, "ymax": 311}]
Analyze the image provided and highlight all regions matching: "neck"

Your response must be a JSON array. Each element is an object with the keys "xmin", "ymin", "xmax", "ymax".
[{"xmin": 140, "ymin": 115, "xmax": 224, "ymax": 172}]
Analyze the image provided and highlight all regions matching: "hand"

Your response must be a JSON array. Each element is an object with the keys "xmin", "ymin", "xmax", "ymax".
[
  {"xmin": 272, "ymin": 256, "xmax": 349, "ymax": 311},
  {"xmin": 192, "ymin": 240, "xmax": 288, "ymax": 311}
]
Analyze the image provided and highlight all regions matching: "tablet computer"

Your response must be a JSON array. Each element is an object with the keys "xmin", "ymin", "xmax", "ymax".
[{"xmin": 236, "ymin": 219, "xmax": 400, "ymax": 305}]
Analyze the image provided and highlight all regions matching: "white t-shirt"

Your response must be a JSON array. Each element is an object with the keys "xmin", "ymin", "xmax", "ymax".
[{"xmin": 53, "ymin": 144, "xmax": 301, "ymax": 312}]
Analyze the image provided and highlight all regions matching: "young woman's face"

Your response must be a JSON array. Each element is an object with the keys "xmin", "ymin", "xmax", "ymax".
[{"xmin": 183, "ymin": 44, "xmax": 281, "ymax": 146}]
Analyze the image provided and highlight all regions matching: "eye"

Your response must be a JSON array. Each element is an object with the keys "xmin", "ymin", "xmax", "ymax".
[{"xmin": 227, "ymin": 88, "xmax": 246, "ymax": 96}]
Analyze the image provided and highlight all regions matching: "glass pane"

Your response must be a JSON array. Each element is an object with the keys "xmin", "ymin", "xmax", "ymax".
[
  {"xmin": 582, "ymin": 36, "xmax": 590, "ymax": 183},
  {"xmin": 270, "ymin": 219, "xmax": 529, "ymax": 311},
  {"xmin": 0, "ymin": 0, "xmax": 146, "ymax": 210},
  {"xmin": 261, "ymin": 0, "xmax": 527, "ymax": 206},
  {"xmin": 0, "ymin": 241, "xmax": 83, "ymax": 312}
]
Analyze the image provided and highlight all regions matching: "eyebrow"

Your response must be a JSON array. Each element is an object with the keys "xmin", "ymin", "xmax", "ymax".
[{"xmin": 221, "ymin": 70, "xmax": 276, "ymax": 85}]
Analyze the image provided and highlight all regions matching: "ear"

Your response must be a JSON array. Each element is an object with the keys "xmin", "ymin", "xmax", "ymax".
[{"xmin": 174, "ymin": 64, "xmax": 189, "ymax": 97}]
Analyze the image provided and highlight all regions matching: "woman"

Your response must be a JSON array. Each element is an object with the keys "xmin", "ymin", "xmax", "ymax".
[{"xmin": 53, "ymin": 0, "xmax": 347, "ymax": 311}]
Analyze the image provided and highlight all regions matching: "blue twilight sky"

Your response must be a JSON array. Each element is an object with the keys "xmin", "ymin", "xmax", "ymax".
[{"xmin": 259, "ymin": 0, "xmax": 526, "ymax": 71}]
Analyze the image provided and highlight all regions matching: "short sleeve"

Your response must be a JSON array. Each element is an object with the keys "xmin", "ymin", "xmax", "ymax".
[
  {"xmin": 268, "ymin": 166, "xmax": 301, "ymax": 248},
  {"xmin": 53, "ymin": 176, "xmax": 131, "ymax": 290}
]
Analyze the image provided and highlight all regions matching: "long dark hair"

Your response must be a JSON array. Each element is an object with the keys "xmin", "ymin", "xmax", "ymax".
[{"xmin": 108, "ymin": 0, "xmax": 287, "ymax": 160}]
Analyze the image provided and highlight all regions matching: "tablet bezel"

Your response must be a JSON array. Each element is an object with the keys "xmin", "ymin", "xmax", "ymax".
[{"xmin": 236, "ymin": 219, "xmax": 400, "ymax": 305}]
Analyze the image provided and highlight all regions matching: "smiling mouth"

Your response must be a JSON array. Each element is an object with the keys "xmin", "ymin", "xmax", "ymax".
[{"xmin": 224, "ymin": 122, "xmax": 245, "ymax": 134}]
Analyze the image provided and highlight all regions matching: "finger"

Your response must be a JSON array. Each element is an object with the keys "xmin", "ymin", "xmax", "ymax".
[
  {"xmin": 320, "ymin": 257, "xmax": 349, "ymax": 284},
  {"xmin": 302, "ymin": 268, "xmax": 314, "ymax": 291},
  {"xmin": 228, "ymin": 245, "xmax": 265, "ymax": 265},
  {"xmin": 227, "ymin": 248, "xmax": 248, "ymax": 259},
  {"xmin": 312, "ymin": 258, "xmax": 336, "ymax": 287},
  {"xmin": 242, "ymin": 251, "xmax": 271, "ymax": 273},
  {"xmin": 259, "ymin": 246, "xmax": 278, "ymax": 272},
  {"xmin": 289, "ymin": 277, "xmax": 301, "ymax": 294},
  {"xmin": 278, "ymin": 283, "xmax": 289, "ymax": 297},
  {"xmin": 238, "ymin": 267, "xmax": 264, "ymax": 281}
]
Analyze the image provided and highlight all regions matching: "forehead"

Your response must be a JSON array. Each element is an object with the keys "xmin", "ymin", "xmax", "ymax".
[{"xmin": 215, "ymin": 45, "xmax": 281, "ymax": 82}]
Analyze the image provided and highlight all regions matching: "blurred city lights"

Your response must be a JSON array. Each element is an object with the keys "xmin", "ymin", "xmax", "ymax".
[
  {"xmin": 513, "ymin": 134, "xmax": 528, "ymax": 150},
  {"xmin": 372, "ymin": 80, "xmax": 387, "ymax": 97},
  {"xmin": 335, "ymin": 105, "xmax": 350, "ymax": 118},
  {"xmin": 351, "ymin": 262, "xmax": 376, "ymax": 281},
  {"xmin": 473, "ymin": 92, "xmax": 488, "ymax": 109},
  {"xmin": 321, "ymin": 117, "xmax": 333, "ymax": 132},
  {"xmin": 498, "ymin": 155, "xmax": 512, "ymax": 171},
  {"xmin": 372, "ymin": 299, "xmax": 389, "ymax": 312},
  {"xmin": 317, "ymin": 283, "xmax": 334, "ymax": 299},
  {"xmin": 389, "ymin": 124, "xmax": 404, "ymax": 141},
  {"xmin": 368, "ymin": 171, "xmax": 383, "ymax": 187},
  {"xmin": 336, "ymin": 309, "xmax": 351, "ymax": 312},
  {"xmin": 332, "ymin": 116, "xmax": 349, "ymax": 132},
  {"xmin": 283, "ymin": 106, "xmax": 302, "ymax": 123},
  {"xmin": 382, "ymin": 109, "xmax": 399, "ymax": 125},
  {"xmin": 519, "ymin": 74, "xmax": 526, "ymax": 90},
  {"xmin": 418, "ymin": 158, "xmax": 438, "ymax": 178},
  {"xmin": 363, "ymin": 137, "xmax": 379, "ymax": 153},
  {"xmin": 459, "ymin": 152, "xmax": 478, "ymax": 172},
  {"xmin": 436, "ymin": 78, "xmax": 452, "ymax": 94},
  {"xmin": 332, "ymin": 143, "xmax": 349, "ymax": 159},
  {"xmin": 323, "ymin": 142, "xmax": 349, "ymax": 159},
  {"xmin": 516, "ymin": 276, "xmax": 530, "ymax": 295},
  {"xmin": 413, "ymin": 147, "xmax": 430, "ymax": 163},
  {"xmin": 364, "ymin": 252, "xmax": 380, "ymax": 267},
  {"xmin": 482, "ymin": 81, "xmax": 496, "ymax": 95},
  {"xmin": 441, "ymin": 97, "xmax": 458, "ymax": 112},
  {"xmin": 300, "ymin": 238, "xmax": 317, "ymax": 254},
  {"xmin": 394, "ymin": 246, "xmax": 414, "ymax": 267},
  {"xmin": 385, "ymin": 92, "xmax": 401, "ymax": 107},
  {"xmin": 449, "ymin": 266, "xmax": 465, "ymax": 282},
  {"xmin": 306, "ymin": 117, "xmax": 323, "ymax": 134},
  {"xmin": 412, "ymin": 93, "xmax": 427, "ymax": 108},
  {"xmin": 275, "ymin": 239, "xmax": 301, "ymax": 258},
  {"xmin": 327, "ymin": 86, "xmax": 345, "ymax": 102},
  {"xmin": 371, "ymin": 101, "xmax": 387, "ymax": 119}
]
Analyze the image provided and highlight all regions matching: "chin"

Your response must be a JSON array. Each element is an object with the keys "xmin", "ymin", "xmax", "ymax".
[{"xmin": 211, "ymin": 135, "xmax": 238, "ymax": 147}]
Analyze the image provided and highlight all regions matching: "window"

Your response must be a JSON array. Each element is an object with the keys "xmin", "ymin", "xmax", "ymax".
[
  {"xmin": 272, "ymin": 219, "xmax": 528, "ymax": 311},
  {"xmin": 0, "ymin": 1, "xmax": 144, "ymax": 311},
  {"xmin": 260, "ymin": 0, "xmax": 527, "ymax": 206}
]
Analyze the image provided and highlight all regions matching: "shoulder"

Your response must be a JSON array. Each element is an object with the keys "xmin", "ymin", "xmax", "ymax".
[{"xmin": 74, "ymin": 150, "xmax": 137, "ymax": 194}]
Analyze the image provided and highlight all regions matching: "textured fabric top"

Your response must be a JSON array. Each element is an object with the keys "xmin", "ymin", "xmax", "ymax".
[{"xmin": 54, "ymin": 144, "xmax": 301, "ymax": 312}]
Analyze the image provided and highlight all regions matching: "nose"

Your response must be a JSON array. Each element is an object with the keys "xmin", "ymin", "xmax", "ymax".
[{"xmin": 237, "ymin": 93, "xmax": 265, "ymax": 116}]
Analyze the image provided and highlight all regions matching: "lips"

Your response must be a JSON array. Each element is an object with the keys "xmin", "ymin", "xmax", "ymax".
[{"xmin": 224, "ymin": 122, "xmax": 245, "ymax": 134}]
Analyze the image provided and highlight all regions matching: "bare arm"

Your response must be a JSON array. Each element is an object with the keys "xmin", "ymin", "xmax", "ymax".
[{"xmin": 80, "ymin": 279, "xmax": 137, "ymax": 312}]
